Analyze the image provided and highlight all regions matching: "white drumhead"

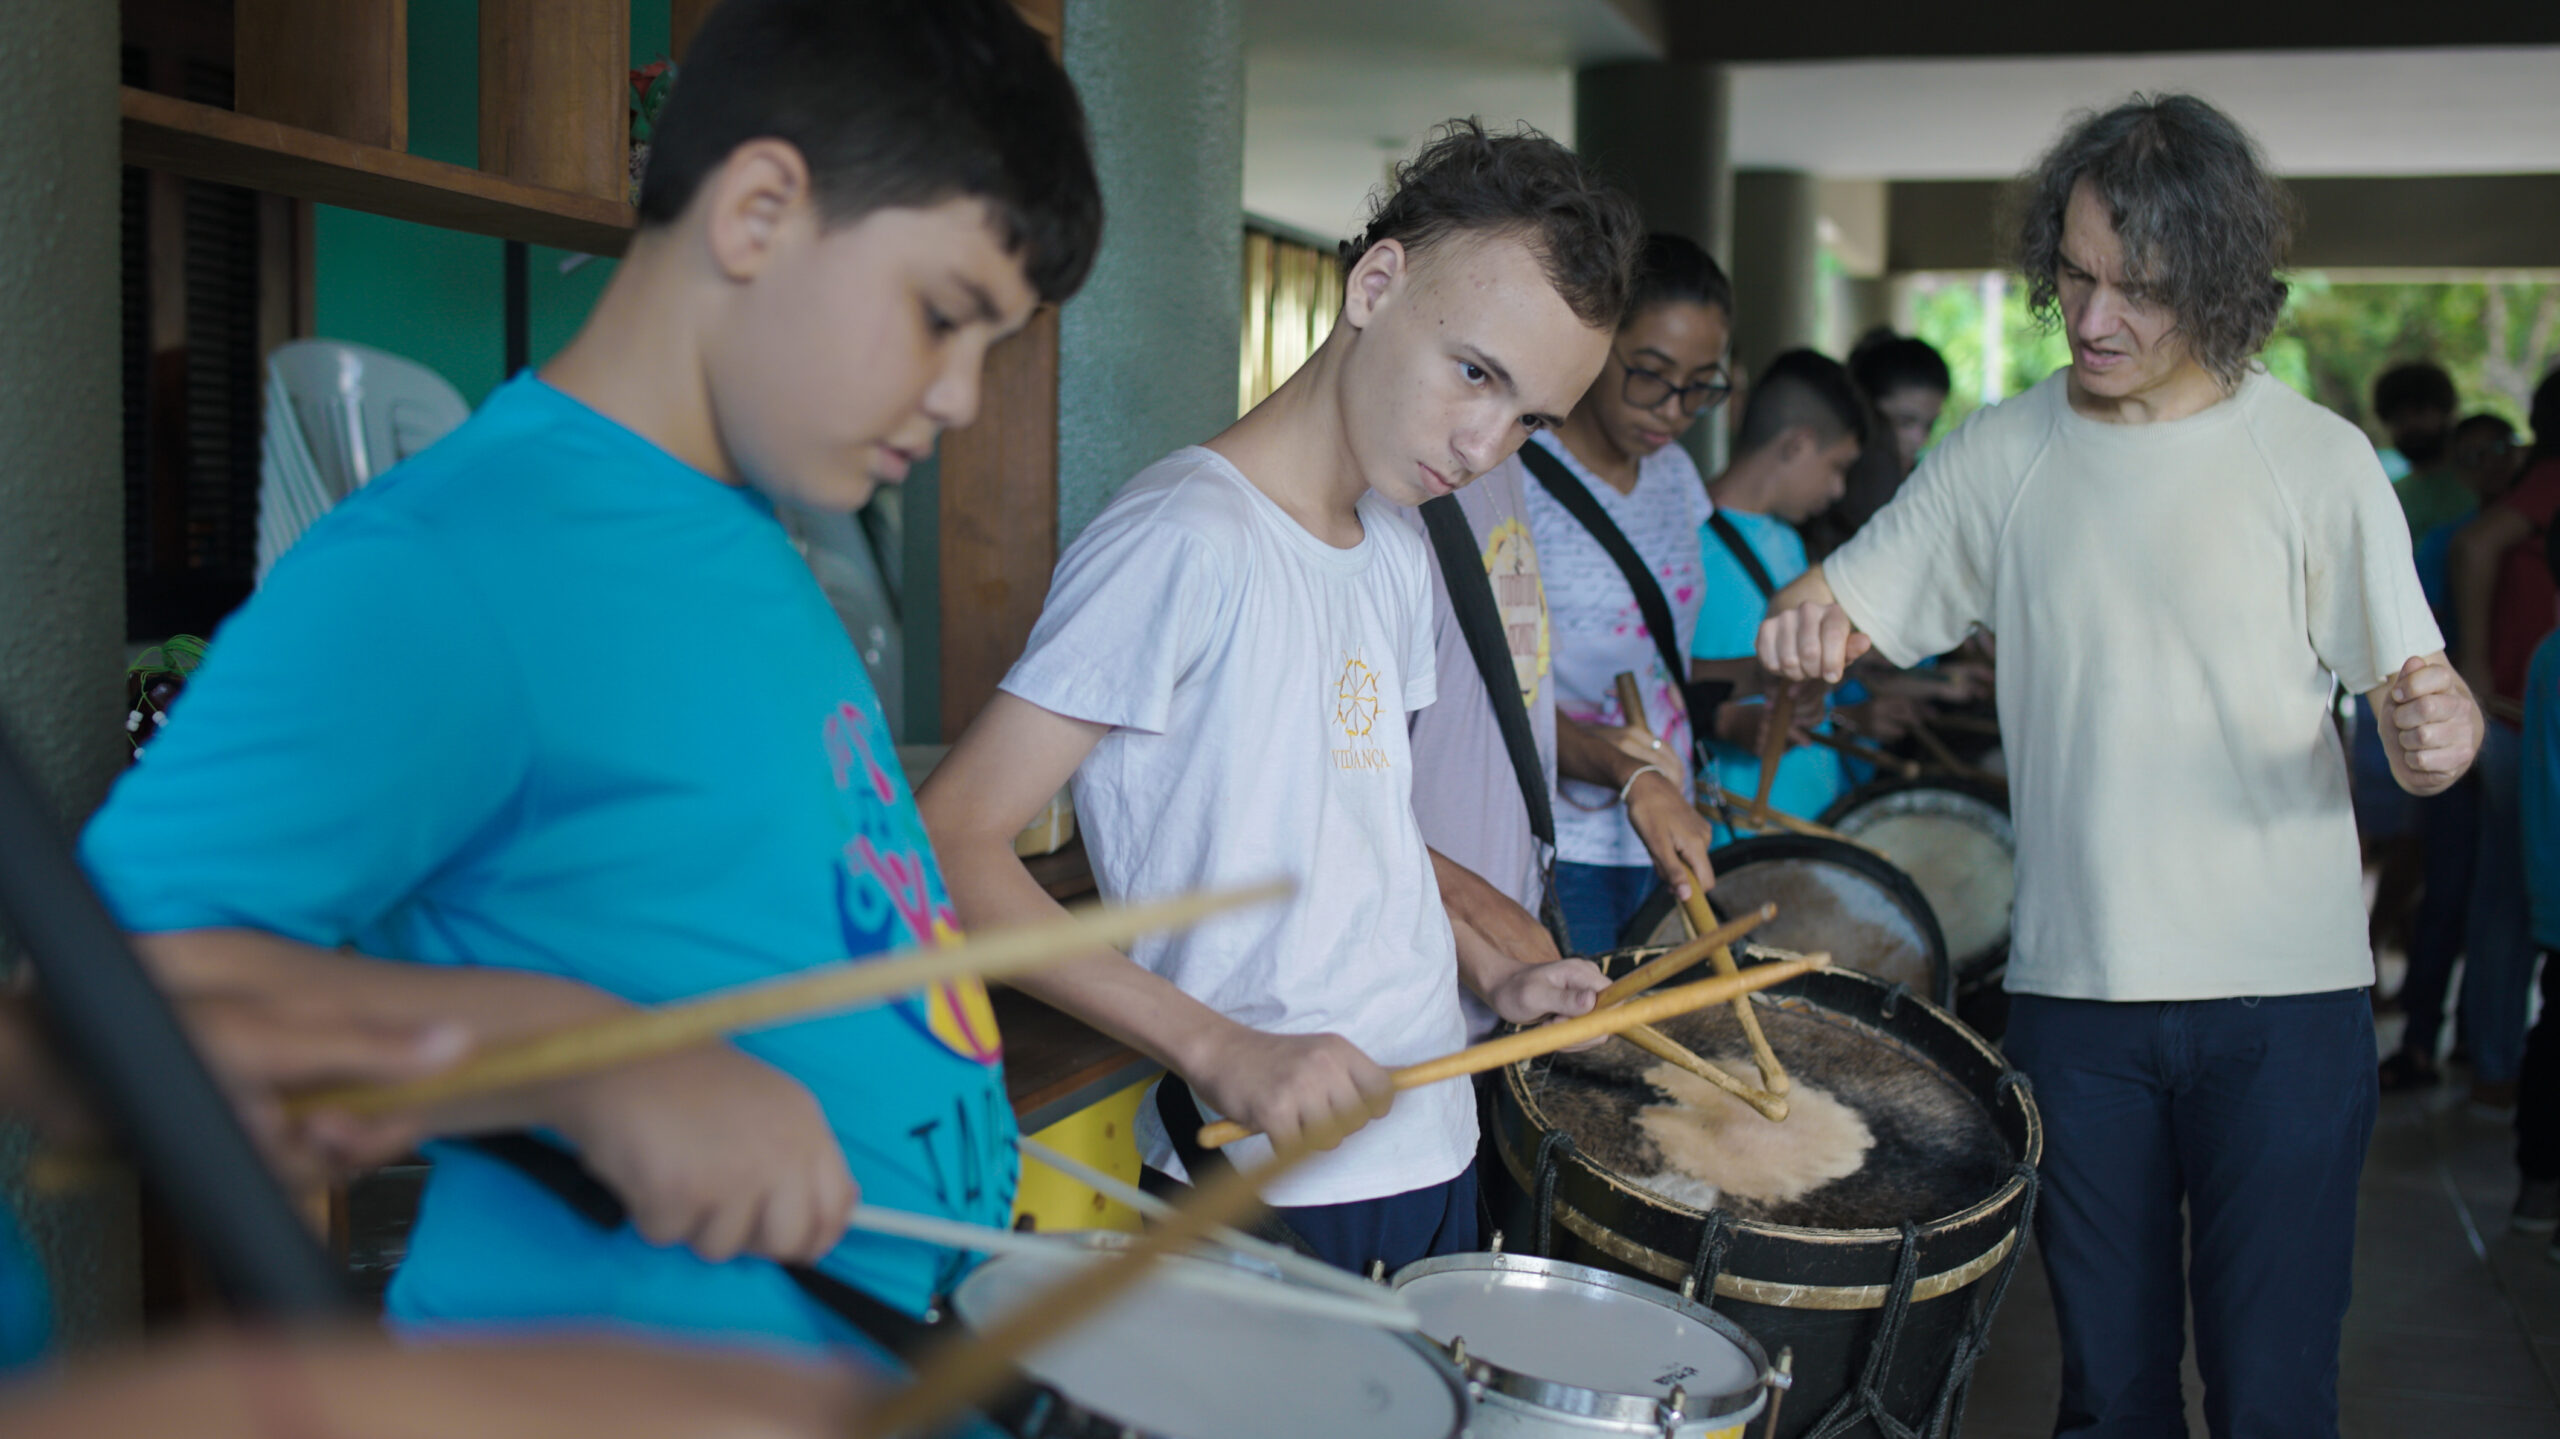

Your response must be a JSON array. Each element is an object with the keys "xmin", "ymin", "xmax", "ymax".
[
  {"xmin": 951, "ymin": 1250, "xmax": 1462, "ymax": 1439},
  {"xmin": 1394, "ymin": 1265, "xmax": 1758, "ymax": 1408},
  {"xmin": 1831, "ymin": 792, "xmax": 2014, "ymax": 966}
]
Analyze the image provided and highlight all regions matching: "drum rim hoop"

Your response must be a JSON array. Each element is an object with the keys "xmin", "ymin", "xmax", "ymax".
[{"xmin": 1389, "ymin": 1251, "xmax": 1772, "ymax": 1425}]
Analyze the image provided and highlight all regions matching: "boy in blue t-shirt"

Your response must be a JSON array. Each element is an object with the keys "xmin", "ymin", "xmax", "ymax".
[
  {"xmin": 1691, "ymin": 349, "xmax": 1869, "ymax": 827},
  {"xmin": 79, "ymin": 0, "xmax": 1100, "ymax": 1353}
]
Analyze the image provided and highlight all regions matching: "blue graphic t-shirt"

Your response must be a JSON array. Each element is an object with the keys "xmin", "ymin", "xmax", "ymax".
[
  {"xmin": 1692, "ymin": 508, "xmax": 1847, "ymax": 825},
  {"xmin": 81, "ymin": 375, "xmax": 1011, "ymax": 1349}
]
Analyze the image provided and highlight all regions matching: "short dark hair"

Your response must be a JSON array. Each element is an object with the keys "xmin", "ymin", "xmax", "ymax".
[
  {"xmin": 2453, "ymin": 412, "xmax": 2515, "ymax": 447},
  {"xmin": 2373, "ymin": 362, "xmax": 2458, "ymax": 422},
  {"xmin": 1848, "ymin": 328, "xmax": 1952, "ymax": 401},
  {"xmin": 1626, "ymin": 233, "xmax": 1733, "ymax": 323},
  {"xmin": 636, "ymin": 0, "xmax": 1103, "ymax": 304},
  {"xmin": 1343, "ymin": 119, "xmax": 1644, "ymax": 331},
  {"xmin": 2013, "ymin": 93, "xmax": 2293, "ymax": 389},
  {"xmin": 2529, "ymin": 365, "xmax": 2560, "ymax": 473},
  {"xmin": 1735, "ymin": 348, "xmax": 1870, "ymax": 457}
]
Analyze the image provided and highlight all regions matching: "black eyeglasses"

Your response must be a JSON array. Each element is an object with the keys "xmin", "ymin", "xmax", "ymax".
[{"xmin": 1617, "ymin": 353, "xmax": 1732, "ymax": 415}]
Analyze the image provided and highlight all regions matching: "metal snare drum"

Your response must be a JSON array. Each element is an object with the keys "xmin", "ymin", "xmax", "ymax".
[
  {"xmin": 951, "ymin": 1247, "xmax": 1470, "ymax": 1439},
  {"xmin": 1390, "ymin": 1251, "xmax": 1770, "ymax": 1437}
]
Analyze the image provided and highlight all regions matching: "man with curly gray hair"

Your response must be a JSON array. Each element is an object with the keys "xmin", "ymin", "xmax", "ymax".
[{"xmin": 1757, "ymin": 95, "xmax": 2483, "ymax": 1435}]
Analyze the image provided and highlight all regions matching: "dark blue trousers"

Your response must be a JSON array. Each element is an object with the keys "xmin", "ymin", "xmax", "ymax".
[
  {"xmin": 1276, "ymin": 1164, "xmax": 1479, "ymax": 1276},
  {"xmin": 2004, "ymin": 991, "xmax": 2376, "ymax": 1439}
]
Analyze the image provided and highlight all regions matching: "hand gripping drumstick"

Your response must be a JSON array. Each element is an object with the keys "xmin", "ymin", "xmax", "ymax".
[
  {"xmin": 284, "ymin": 881, "xmax": 1292, "ymax": 1121},
  {"xmin": 1194, "ymin": 956, "xmax": 1829, "ymax": 1149},
  {"xmin": 855, "ymin": 1102, "xmax": 1377, "ymax": 1439},
  {"xmin": 1609, "ymin": 672, "xmax": 1793, "ymax": 1108}
]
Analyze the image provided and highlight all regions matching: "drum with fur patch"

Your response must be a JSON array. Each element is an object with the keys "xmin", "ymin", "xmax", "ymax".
[{"xmin": 1485, "ymin": 953, "xmax": 2039, "ymax": 1439}]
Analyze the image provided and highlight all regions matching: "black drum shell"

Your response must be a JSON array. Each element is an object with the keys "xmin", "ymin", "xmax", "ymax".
[
  {"xmin": 1485, "ymin": 959, "xmax": 2041, "ymax": 1439},
  {"xmin": 1619, "ymin": 834, "xmax": 1953, "ymax": 1011}
]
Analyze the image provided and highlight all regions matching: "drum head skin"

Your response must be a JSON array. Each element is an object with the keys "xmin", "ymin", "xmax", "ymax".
[
  {"xmin": 1821, "ymin": 780, "xmax": 2014, "ymax": 972},
  {"xmin": 952, "ymin": 1250, "xmax": 1465, "ymax": 1439},
  {"xmin": 1525, "ymin": 980, "xmax": 2010, "ymax": 1231},
  {"xmin": 1392, "ymin": 1253, "xmax": 1766, "ymax": 1434},
  {"xmin": 1625, "ymin": 835, "xmax": 1949, "ymax": 1007}
]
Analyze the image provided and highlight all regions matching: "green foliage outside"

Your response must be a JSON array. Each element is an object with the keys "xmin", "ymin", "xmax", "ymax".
[{"xmin": 1902, "ymin": 271, "xmax": 2558, "ymax": 450}]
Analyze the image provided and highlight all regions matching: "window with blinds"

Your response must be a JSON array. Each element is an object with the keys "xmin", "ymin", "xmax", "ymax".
[
  {"xmin": 1238, "ymin": 226, "xmax": 1342, "ymax": 416},
  {"xmin": 120, "ymin": 43, "xmax": 280, "ymax": 641}
]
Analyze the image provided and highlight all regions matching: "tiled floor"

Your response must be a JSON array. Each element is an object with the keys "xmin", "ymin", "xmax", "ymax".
[{"xmin": 1957, "ymin": 1059, "xmax": 2560, "ymax": 1437}]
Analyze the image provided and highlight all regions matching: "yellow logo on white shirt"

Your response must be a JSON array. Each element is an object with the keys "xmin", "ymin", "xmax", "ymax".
[{"xmin": 1332, "ymin": 651, "xmax": 1391, "ymax": 771}]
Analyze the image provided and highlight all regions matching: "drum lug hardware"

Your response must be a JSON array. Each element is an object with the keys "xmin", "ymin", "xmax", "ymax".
[
  {"xmin": 1447, "ymin": 1334, "xmax": 1468, "ymax": 1369},
  {"xmin": 1488, "ymin": 1229, "xmax": 1505, "ymax": 1255},
  {"xmin": 1657, "ymin": 1382, "xmax": 1688, "ymax": 1435},
  {"xmin": 1678, "ymin": 1275, "xmax": 1697, "ymax": 1302},
  {"xmin": 1369, "ymin": 1259, "xmax": 1388, "ymax": 1284}
]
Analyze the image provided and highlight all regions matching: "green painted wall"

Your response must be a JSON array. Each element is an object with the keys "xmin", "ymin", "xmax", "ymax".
[
  {"xmin": 0, "ymin": 0, "xmax": 142, "ymax": 1348},
  {"xmin": 313, "ymin": 0, "xmax": 671, "ymax": 404},
  {"xmin": 1057, "ymin": 0, "xmax": 1245, "ymax": 540}
]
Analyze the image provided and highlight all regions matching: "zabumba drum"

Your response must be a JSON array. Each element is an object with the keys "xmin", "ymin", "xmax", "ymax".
[{"xmin": 1485, "ymin": 953, "xmax": 2041, "ymax": 1439}]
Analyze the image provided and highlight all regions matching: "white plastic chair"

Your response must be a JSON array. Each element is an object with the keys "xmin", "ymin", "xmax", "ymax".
[{"xmin": 256, "ymin": 340, "xmax": 470, "ymax": 581}]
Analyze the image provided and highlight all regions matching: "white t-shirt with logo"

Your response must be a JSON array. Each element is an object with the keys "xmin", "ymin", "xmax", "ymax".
[
  {"xmin": 1393, "ymin": 461, "xmax": 1557, "ymax": 1035},
  {"xmin": 1827, "ymin": 369, "xmax": 2442, "ymax": 1000},
  {"xmin": 1002, "ymin": 447, "xmax": 1472, "ymax": 1206},
  {"xmin": 1520, "ymin": 430, "xmax": 1713, "ymax": 869}
]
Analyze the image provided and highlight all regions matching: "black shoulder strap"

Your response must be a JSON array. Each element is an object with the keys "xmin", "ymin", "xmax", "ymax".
[
  {"xmin": 1519, "ymin": 440, "xmax": 1693, "ymax": 696},
  {"xmin": 461, "ymin": 1133, "xmax": 942, "ymax": 1357},
  {"xmin": 1419, "ymin": 495, "xmax": 1555, "ymax": 851},
  {"xmin": 1706, "ymin": 511, "xmax": 1778, "ymax": 600}
]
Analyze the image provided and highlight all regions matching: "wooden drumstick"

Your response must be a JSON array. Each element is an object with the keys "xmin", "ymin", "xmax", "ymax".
[
  {"xmin": 284, "ymin": 880, "xmax": 1292, "ymax": 1121},
  {"xmin": 1195, "ymin": 956, "xmax": 1828, "ymax": 1148},
  {"xmin": 1621, "ymin": 1024, "xmax": 1789, "ymax": 1122},
  {"xmin": 1593, "ymin": 903, "xmax": 1776, "ymax": 1007},
  {"xmin": 1804, "ymin": 728, "xmax": 1922, "ymax": 779},
  {"xmin": 1705, "ymin": 786, "xmax": 1881, "ymax": 853},
  {"xmin": 1679, "ymin": 886, "xmax": 1791, "ymax": 1098},
  {"xmin": 1908, "ymin": 718, "xmax": 2008, "ymax": 794},
  {"xmin": 1750, "ymin": 686, "xmax": 1796, "ymax": 825},
  {"xmin": 857, "ymin": 1102, "xmax": 1375, "ymax": 1439}
]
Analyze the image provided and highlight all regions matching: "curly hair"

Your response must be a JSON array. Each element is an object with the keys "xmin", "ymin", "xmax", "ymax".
[
  {"xmin": 2012, "ymin": 94, "xmax": 2294, "ymax": 388},
  {"xmin": 1343, "ymin": 119, "xmax": 1644, "ymax": 331}
]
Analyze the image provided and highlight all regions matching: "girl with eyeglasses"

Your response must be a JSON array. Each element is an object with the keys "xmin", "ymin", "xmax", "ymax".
[{"xmin": 1520, "ymin": 233, "xmax": 1738, "ymax": 954}]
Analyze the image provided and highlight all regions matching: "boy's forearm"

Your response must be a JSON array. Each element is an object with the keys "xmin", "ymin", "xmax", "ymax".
[
  {"xmin": 1556, "ymin": 713, "xmax": 1649, "ymax": 789},
  {"xmin": 928, "ymin": 817, "xmax": 1242, "ymax": 1084},
  {"xmin": 130, "ymin": 927, "xmax": 632, "ymax": 1134}
]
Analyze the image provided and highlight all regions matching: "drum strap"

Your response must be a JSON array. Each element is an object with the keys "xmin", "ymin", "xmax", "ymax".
[
  {"xmin": 1418, "ymin": 493, "xmax": 1570, "ymax": 951},
  {"xmin": 1518, "ymin": 442, "xmax": 1734, "ymax": 781},
  {"xmin": 1705, "ymin": 511, "xmax": 1779, "ymax": 600},
  {"xmin": 459, "ymin": 1133, "xmax": 943, "ymax": 1358}
]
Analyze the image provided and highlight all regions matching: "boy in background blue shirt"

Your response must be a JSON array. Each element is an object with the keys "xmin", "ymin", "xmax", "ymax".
[
  {"xmin": 80, "ymin": 0, "xmax": 1100, "ymax": 1354},
  {"xmin": 1691, "ymin": 349, "xmax": 1868, "ymax": 827}
]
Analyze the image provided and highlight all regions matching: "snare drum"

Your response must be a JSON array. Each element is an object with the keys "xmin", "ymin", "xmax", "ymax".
[
  {"xmin": 950, "ymin": 1248, "xmax": 1469, "ymax": 1439},
  {"xmin": 1390, "ymin": 1251, "xmax": 1770, "ymax": 1438}
]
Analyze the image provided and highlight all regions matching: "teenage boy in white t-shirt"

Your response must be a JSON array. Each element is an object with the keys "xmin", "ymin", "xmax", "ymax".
[
  {"xmin": 920, "ymin": 122, "xmax": 1641, "ymax": 1271},
  {"xmin": 1760, "ymin": 96, "xmax": 2481, "ymax": 1434}
]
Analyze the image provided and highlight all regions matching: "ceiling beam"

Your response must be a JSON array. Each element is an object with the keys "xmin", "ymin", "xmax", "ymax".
[{"xmin": 1664, "ymin": 1, "xmax": 2556, "ymax": 61}]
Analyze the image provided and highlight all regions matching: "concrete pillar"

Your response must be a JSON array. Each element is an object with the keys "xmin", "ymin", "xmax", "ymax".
[
  {"xmin": 1574, "ymin": 61, "xmax": 1732, "ymax": 471},
  {"xmin": 1731, "ymin": 169, "xmax": 1821, "ymax": 377},
  {"xmin": 0, "ymin": 0, "xmax": 142, "ymax": 1347},
  {"xmin": 1057, "ymin": 0, "xmax": 1245, "ymax": 542}
]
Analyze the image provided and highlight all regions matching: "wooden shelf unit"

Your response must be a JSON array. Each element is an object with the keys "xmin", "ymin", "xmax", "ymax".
[{"xmin": 120, "ymin": 85, "xmax": 634, "ymax": 255}]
